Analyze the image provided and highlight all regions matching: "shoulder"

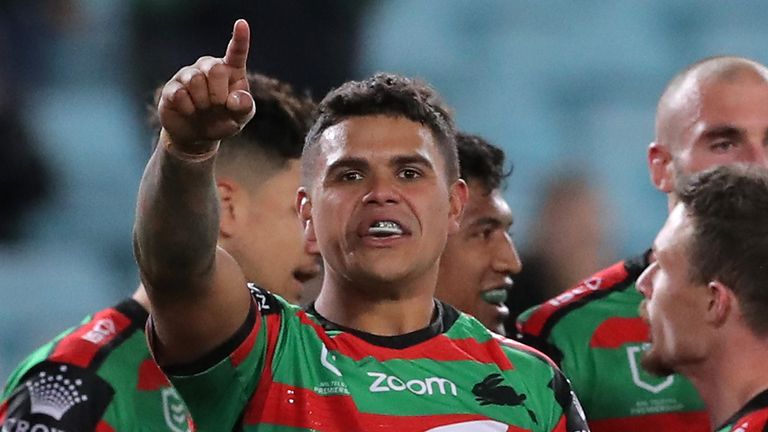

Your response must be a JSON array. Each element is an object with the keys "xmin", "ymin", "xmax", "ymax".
[
  {"xmin": 45, "ymin": 299, "xmax": 148, "ymax": 370},
  {"xmin": 516, "ymin": 255, "xmax": 648, "ymax": 340},
  {"xmin": 491, "ymin": 333, "xmax": 586, "ymax": 424},
  {"xmin": 492, "ymin": 332, "xmax": 561, "ymax": 373},
  {"xmin": 248, "ymin": 283, "xmax": 298, "ymax": 317},
  {"xmin": 5, "ymin": 299, "xmax": 147, "ymax": 394},
  {"xmin": 449, "ymin": 313, "xmax": 560, "ymax": 374},
  {"xmin": 1, "ymin": 360, "xmax": 115, "ymax": 430},
  {"xmin": 725, "ymin": 408, "xmax": 768, "ymax": 432}
]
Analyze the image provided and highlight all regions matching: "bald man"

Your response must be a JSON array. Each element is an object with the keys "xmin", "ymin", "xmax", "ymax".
[{"xmin": 517, "ymin": 56, "xmax": 768, "ymax": 432}]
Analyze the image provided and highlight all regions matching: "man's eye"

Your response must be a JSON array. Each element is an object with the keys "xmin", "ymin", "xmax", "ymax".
[
  {"xmin": 473, "ymin": 227, "xmax": 494, "ymax": 240},
  {"xmin": 341, "ymin": 171, "xmax": 363, "ymax": 181},
  {"xmin": 398, "ymin": 168, "xmax": 421, "ymax": 179},
  {"xmin": 710, "ymin": 141, "xmax": 736, "ymax": 152}
]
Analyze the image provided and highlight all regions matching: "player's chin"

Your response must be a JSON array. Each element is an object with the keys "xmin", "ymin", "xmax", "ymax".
[
  {"xmin": 640, "ymin": 347, "xmax": 676, "ymax": 377},
  {"xmin": 478, "ymin": 307, "xmax": 508, "ymax": 335}
]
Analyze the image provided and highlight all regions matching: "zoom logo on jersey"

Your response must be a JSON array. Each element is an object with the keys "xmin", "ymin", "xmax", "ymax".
[{"xmin": 367, "ymin": 372, "xmax": 458, "ymax": 396}]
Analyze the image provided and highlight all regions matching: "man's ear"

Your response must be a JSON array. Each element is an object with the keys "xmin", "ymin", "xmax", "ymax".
[
  {"xmin": 705, "ymin": 280, "xmax": 733, "ymax": 327},
  {"xmin": 648, "ymin": 141, "xmax": 675, "ymax": 193},
  {"xmin": 297, "ymin": 188, "xmax": 320, "ymax": 255},
  {"xmin": 448, "ymin": 179, "xmax": 469, "ymax": 235},
  {"xmin": 217, "ymin": 179, "xmax": 238, "ymax": 238}
]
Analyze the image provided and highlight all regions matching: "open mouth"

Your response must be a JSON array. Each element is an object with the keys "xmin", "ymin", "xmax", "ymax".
[
  {"xmin": 367, "ymin": 220, "xmax": 405, "ymax": 238},
  {"xmin": 480, "ymin": 287, "xmax": 509, "ymax": 306}
]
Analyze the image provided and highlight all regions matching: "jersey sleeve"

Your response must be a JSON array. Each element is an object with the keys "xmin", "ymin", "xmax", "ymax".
[
  {"xmin": 549, "ymin": 366, "xmax": 589, "ymax": 432},
  {"xmin": 494, "ymin": 336, "xmax": 589, "ymax": 432},
  {"xmin": 717, "ymin": 407, "xmax": 768, "ymax": 432},
  {"xmin": 149, "ymin": 284, "xmax": 288, "ymax": 431},
  {"xmin": 515, "ymin": 305, "xmax": 565, "ymax": 366},
  {"xmin": 0, "ymin": 361, "xmax": 115, "ymax": 431}
]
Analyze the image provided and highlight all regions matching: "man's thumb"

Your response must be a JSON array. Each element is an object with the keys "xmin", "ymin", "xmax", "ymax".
[{"xmin": 227, "ymin": 90, "xmax": 255, "ymax": 123}]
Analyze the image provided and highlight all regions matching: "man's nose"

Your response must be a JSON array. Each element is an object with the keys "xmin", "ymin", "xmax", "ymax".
[
  {"xmin": 492, "ymin": 233, "xmax": 522, "ymax": 275},
  {"xmin": 743, "ymin": 140, "xmax": 768, "ymax": 167},
  {"xmin": 636, "ymin": 263, "xmax": 656, "ymax": 299},
  {"xmin": 362, "ymin": 174, "xmax": 400, "ymax": 205}
]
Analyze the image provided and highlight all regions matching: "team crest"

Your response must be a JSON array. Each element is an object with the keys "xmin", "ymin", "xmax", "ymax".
[{"xmin": 626, "ymin": 345, "xmax": 674, "ymax": 393}]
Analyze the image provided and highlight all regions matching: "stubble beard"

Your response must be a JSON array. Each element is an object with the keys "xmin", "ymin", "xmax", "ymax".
[{"xmin": 640, "ymin": 345, "xmax": 676, "ymax": 377}]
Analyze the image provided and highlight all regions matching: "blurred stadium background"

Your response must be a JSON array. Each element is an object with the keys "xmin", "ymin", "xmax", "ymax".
[{"xmin": 1, "ymin": 0, "xmax": 766, "ymax": 379}]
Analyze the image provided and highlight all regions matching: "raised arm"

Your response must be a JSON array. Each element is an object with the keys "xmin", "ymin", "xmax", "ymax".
[{"xmin": 134, "ymin": 20, "xmax": 255, "ymax": 365}]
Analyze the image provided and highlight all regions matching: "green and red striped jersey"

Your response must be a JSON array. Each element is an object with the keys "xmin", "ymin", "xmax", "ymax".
[
  {"xmin": 516, "ymin": 254, "xmax": 709, "ymax": 432},
  {"xmin": 716, "ymin": 389, "xmax": 768, "ymax": 432},
  {"xmin": 155, "ymin": 284, "xmax": 589, "ymax": 431},
  {"xmin": 0, "ymin": 298, "xmax": 191, "ymax": 432}
]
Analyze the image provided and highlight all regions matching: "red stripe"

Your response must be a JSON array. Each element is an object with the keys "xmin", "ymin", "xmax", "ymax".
[
  {"xmin": 247, "ymin": 380, "xmax": 512, "ymax": 431},
  {"xmin": 298, "ymin": 311, "xmax": 337, "ymax": 347},
  {"xmin": 0, "ymin": 400, "xmax": 7, "ymax": 423},
  {"xmin": 730, "ymin": 407, "xmax": 768, "ymax": 431},
  {"xmin": 137, "ymin": 358, "xmax": 170, "ymax": 391},
  {"xmin": 589, "ymin": 317, "xmax": 649, "ymax": 348},
  {"xmin": 231, "ymin": 301, "xmax": 262, "ymax": 368},
  {"xmin": 50, "ymin": 308, "xmax": 132, "ymax": 368},
  {"xmin": 492, "ymin": 333, "xmax": 559, "ymax": 369},
  {"xmin": 589, "ymin": 411, "xmax": 710, "ymax": 432},
  {"xmin": 519, "ymin": 261, "xmax": 630, "ymax": 338},
  {"xmin": 550, "ymin": 414, "xmax": 567, "ymax": 432},
  {"xmin": 298, "ymin": 311, "xmax": 513, "ymax": 368},
  {"xmin": 243, "ymin": 313, "xmax": 282, "ymax": 419},
  {"xmin": 95, "ymin": 420, "xmax": 116, "ymax": 432}
]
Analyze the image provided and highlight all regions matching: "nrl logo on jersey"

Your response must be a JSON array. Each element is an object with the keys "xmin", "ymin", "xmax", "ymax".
[
  {"xmin": 162, "ymin": 388, "xmax": 191, "ymax": 432},
  {"xmin": 626, "ymin": 344, "xmax": 674, "ymax": 393}
]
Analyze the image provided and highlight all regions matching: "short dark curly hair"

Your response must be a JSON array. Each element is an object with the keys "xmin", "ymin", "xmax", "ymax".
[
  {"xmin": 455, "ymin": 132, "xmax": 511, "ymax": 193},
  {"xmin": 223, "ymin": 73, "xmax": 315, "ymax": 167},
  {"xmin": 677, "ymin": 165, "xmax": 768, "ymax": 336},
  {"xmin": 302, "ymin": 73, "xmax": 457, "ymax": 185}
]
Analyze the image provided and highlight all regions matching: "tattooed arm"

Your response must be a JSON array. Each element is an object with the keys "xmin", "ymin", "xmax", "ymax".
[{"xmin": 133, "ymin": 20, "xmax": 255, "ymax": 365}]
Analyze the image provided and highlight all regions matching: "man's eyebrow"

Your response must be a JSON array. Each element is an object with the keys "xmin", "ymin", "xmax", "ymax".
[
  {"xmin": 326, "ymin": 157, "xmax": 369, "ymax": 174},
  {"xmin": 390, "ymin": 154, "xmax": 434, "ymax": 170},
  {"xmin": 700, "ymin": 124, "xmax": 744, "ymax": 141},
  {"xmin": 470, "ymin": 216, "xmax": 514, "ymax": 229}
]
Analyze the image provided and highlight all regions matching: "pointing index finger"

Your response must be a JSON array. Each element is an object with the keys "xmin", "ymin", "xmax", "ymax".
[{"xmin": 224, "ymin": 19, "xmax": 250, "ymax": 69}]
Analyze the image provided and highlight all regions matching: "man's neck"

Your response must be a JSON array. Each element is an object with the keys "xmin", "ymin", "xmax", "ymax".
[
  {"xmin": 131, "ymin": 285, "xmax": 151, "ymax": 313},
  {"xmin": 314, "ymin": 273, "xmax": 437, "ymax": 336},
  {"xmin": 684, "ymin": 335, "xmax": 768, "ymax": 429}
]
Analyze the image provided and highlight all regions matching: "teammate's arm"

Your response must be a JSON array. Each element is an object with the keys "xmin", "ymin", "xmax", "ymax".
[
  {"xmin": 1, "ymin": 362, "xmax": 115, "ymax": 431},
  {"xmin": 549, "ymin": 368, "xmax": 589, "ymax": 432},
  {"xmin": 133, "ymin": 19, "xmax": 255, "ymax": 366}
]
